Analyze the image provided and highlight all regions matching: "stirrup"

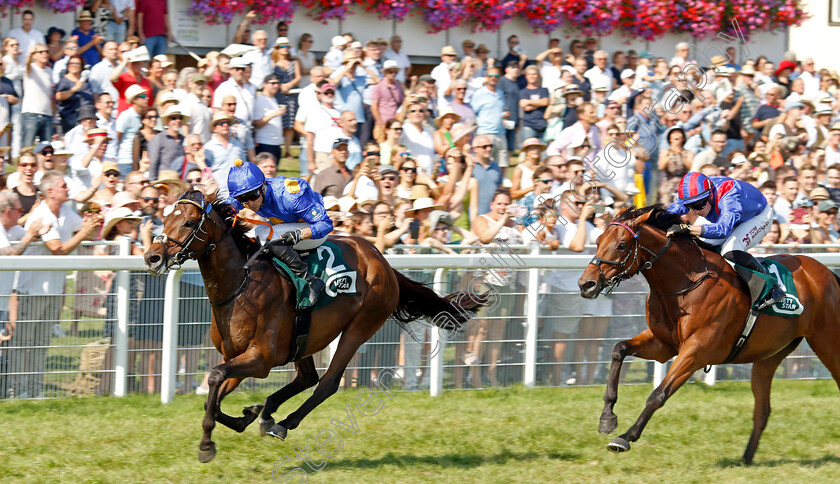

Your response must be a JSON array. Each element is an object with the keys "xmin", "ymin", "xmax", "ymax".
[{"xmin": 756, "ymin": 285, "xmax": 785, "ymax": 310}]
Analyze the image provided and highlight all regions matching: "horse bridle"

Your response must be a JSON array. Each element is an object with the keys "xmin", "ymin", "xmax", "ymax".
[
  {"xmin": 588, "ymin": 221, "xmax": 672, "ymax": 294},
  {"xmin": 153, "ymin": 199, "xmax": 231, "ymax": 271}
]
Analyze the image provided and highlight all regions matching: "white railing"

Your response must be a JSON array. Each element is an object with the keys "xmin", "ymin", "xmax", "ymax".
[{"xmin": 2, "ymin": 246, "xmax": 840, "ymax": 402}]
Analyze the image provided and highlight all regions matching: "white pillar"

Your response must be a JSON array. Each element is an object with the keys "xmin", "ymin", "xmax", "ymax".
[
  {"xmin": 429, "ymin": 268, "xmax": 448, "ymax": 397},
  {"xmin": 160, "ymin": 269, "xmax": 183, "ymax": 404},
  {"xmin": 113, "ymin": 238, "xmax": 131, "ymax": 397},
  {"xmin": 523, "ymin": 245, "xmax": 540, "ymax": 388}
]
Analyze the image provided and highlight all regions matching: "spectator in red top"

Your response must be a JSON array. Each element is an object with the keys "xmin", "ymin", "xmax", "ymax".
[
  {"xmin": 136, "ymin": 0, "xmax": 172, "ymax": 58},
  {"xmin": 109, "ymin": 45, "xmax": 151, "ymax": 114},
  {"xmin": 206, "ymin": 53, "xmax": 230, "ymax": 93},
  {"xmin": 370, "ymin": 60, "xmax": 404, "ymax": 143}
]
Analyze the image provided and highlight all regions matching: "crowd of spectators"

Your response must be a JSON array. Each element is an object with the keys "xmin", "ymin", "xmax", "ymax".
[{"xmin": 1, "ymin": 6, "xmax": 839, "ymax": 395}]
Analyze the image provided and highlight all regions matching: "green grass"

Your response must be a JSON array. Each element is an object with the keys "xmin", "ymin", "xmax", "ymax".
[{"xmin": 1, "ymin": 380, "xmax": 839, "ymax": 483}]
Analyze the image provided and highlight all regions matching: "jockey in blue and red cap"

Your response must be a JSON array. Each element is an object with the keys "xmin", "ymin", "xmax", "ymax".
[
  {"xmin": 666, "ymin": 172, "xmax": 785, "ymax": 310},
  {"xmin": 224, "ymin": 159, "xmax": 332, "ymax": 307}
]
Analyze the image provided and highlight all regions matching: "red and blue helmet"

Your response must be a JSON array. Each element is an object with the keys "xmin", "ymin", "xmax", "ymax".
[
  {"xmin": 677, "ymin": 172, "xmax": 714, "ymax": 204},
  {"xmin": 227, "ymin": 159, "xmax": 266, "ymax": 198}
]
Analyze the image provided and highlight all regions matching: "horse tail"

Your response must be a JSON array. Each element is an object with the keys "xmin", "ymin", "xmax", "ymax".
[{"xmin": 391, "ymin": 269, "xmax": 488, "ymax": 330}]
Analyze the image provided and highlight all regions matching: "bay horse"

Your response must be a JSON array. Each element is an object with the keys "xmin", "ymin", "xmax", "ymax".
[
  {"xmin": 143, "ymin": 191, "xmax": 485, "ymax": 462},
  {"xmin": 578, "ymin": 205, "xmax": 840, "ymax": 464}
]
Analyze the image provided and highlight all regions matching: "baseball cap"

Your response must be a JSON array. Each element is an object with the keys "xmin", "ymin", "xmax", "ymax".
[
  {"xmin": 332, "ymin": 138, "xmax": 350, "ymax": 149},
  {"xmin": 378, "ymin": 164, "xmax": 398, "ymax": 175}
]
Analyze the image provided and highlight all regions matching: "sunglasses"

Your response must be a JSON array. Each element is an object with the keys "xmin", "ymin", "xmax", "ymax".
[
  {"xmin": 382, "ymin": 175, "xmax": 397, "ymax": 181},
  {"xmin": 236, "ymin": 187, "xmax": 263, "ymax": 203},
  {"xmin": 392, "ymin": 127, "xmax": 403, "ymax": 131},
  {"xmin": 140, "ymin": 197, "xmax": 157, "ymax": 202},
  {"xmin": 168, "ymin": 115, "xmax": 183, "ymax": 121},
  {"xmin": 398, "ymin": 151, "xmax": 410, "ymax": 157},
  {"xmin": 223, "ymin": 102, "xmax": 237, "ymax": 106},
  {"xmin": 474, "ymin": 144, "xmax": 492, "ymax": 149},
  {"xmin": 686, "ymin": 199, "xmax": 708, "ymax": 211},
  {"xmin": 321, "ymin": 90, "xmax": 335, "ymax": 95},
  {"xmin": 41, "ymin": 150, "xmax": 54, "ymax": 155},
  {"xmin": 487, "ymin": 74, "xmax": 500, "ymax": 78},
  {"xmin": 410, "ymin": 109, "xmax": 426, "ymax": 114},
  {"xmin": 136, "ymin": 93, "xmax": 147, "ymax": 99},
  {"xmin": 277, "ymin": 44, "xmax": 291, "ymax": 49},
  {"xmin": 401, "ymin": 167, "xmax": 417, "ymax": 173},
  {"xmin": 216, "ymin": 120, "xmax": 231, "ymax": 126},
  {"xmin": 231, "ymin": 67, "xmax": 245, "ymax": 71},
  {"xmin": 145, "ymin": 115, "xmax": 158, "ymax": 120},
  {"xmin": 187, "ymin": 177, "xmax": 202, "ymax": 183},
  {"xmin": 34, "ymin": 50, "xmax": 48, "ymax": 54},
  {"xmin": 104, "ymin": 171, "xmax": 121, "ymax": 177},
  {"xmin": 537, "ymin": 179, "xmax": 553, "ymax": 184}
]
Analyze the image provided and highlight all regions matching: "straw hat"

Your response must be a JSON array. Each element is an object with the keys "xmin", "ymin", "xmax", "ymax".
[
  {"xmin": 152, "ymin": 170, "xmax": 188, "ymax": 193},
  {"xmin": 322, "ymin": 196, "xmax": 340, "ymax": 210},
  {"xmin": 338, "ymin": 196, "xmax": 358, "ymax": 213},
  {"xmin": 125, "ymin": 84, "xmax": 148, "ymax": 103},
  {"xmin": 161, "ymin": 105, "xmax": 190, "ymax": 123},
  {"xmin": 126, "ymin": 46, "xmax": 150, "ymax": 63},
  {"xmin": 405, "ymin": 197, "xmax": 444, "ymax": 213},
  {"xmin": 210, "ymin": 111, "xmax": 234, "ymax": 128},
  {"xmin": 77, "ymin": 10, "xmax": 94, "ymax": 22},
  {"xmin": 102, "ymin": 207, "xmax": 140, "ymax": 239},
  {"xmin": 563, "ymin": 84, "xmax": 583, "ymax": 97},
  {"xmin": 153, "ymin": 54, "xmax": 173, "ymax": 69},
  {"xmin": 434, "ymin": 107, "xmax": 461, "ymax": 127},
  {"xmin": 84, "ymin": 128, "xmax": 112, "ymax": 143},
  {"xmin": 101, "ymin": 161, "xmax": 120, "ymax": 174},
  {"xmin": 112, "ymin": 191, "xmax": 141, "ymax": 209},
  {"xmin": 521, "ymin": 138, "xmax": 546, "ymax": 152},
  {"xmin": 409, "ymin": 184, "xmax": 430, "ymax": 200}
]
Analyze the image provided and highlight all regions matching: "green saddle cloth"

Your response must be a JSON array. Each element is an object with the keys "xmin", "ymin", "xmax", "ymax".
[
  {"xmin": 745, "ymin": 259, "xmax": 803, "ymax": 317},
  {"xmin": 270, "ymin": 240, "xmax": 358, "ymax": 311}
]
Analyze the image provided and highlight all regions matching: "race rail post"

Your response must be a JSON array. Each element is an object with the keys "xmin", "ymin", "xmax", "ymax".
[
  {"xmin": 113, "ymin": 238, "xmax": 131, "ymax": 397},
  {"xmin": 161, "ymin": 269, "xmax": 183, "ymax": 404},
  {"xmin": 430, "ymin": 268, "xmax": 449, "ymax": 397},
  {"xmin": 524, "ymin": 245, "xmax": 540, "ymax": 388}
]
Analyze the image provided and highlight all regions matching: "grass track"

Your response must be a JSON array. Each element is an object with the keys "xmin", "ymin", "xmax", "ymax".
[{"xmin": 1, "ymin": 380, "xmax": 839, "ymax": 483}]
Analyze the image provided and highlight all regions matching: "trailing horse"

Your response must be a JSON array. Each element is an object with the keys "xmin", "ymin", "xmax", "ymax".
[
  {"xmin": 578, "ymin": 204, "xmax": 840, "ymax": 464},
  {"xmin": 144, "ymin": 191, "xmax": 486, "ymax": 462}
]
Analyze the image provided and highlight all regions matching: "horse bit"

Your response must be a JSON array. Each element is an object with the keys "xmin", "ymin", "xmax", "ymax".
[{"xmin": 153, "ymin": 199, "xmax": 228, "ymax": 270}]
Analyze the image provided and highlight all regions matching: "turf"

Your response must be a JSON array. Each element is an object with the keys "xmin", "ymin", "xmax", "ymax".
[{"xmin": 1, "ymin": 380, "xmax": 839, "ymax": 483}]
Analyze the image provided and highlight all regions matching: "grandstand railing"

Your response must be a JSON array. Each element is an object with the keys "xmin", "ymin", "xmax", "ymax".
[{"xmin": 2, "ymin": 243, "xmax": 839, "ymax": 403}]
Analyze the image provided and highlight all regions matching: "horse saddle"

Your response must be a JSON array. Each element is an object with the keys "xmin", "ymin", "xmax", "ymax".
[{"xmin": 752, "ymin": 259, "xmax": 803, "ymax": 317}]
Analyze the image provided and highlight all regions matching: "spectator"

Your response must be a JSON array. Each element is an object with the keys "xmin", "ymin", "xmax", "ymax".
[
  {"xmin": 293, "ymin": 67, "xmax": 327, "ymax": 177},
  {"xmin": 72, "ymin": 10, "xmax": 104, "ymax": 66},
  {"xmin": 470, "ymin": 135, "xmax": 504, "ymax": 218},
  {"xmin": 296, "ymin": 34, "xmax": 316, "ymax": 88},
  {"xmin": 751, "ymin": 85, "xmax": 782, "ymax": 135},
  {"xmin": 585, "ymin": 50, "xmax": 613, "ymax": 92},
  {"xmin": 55, "ymin": 55, "xmax": 95, "ymax": 133},
  {"xmin": 132, "ymin": 107, "xmax": 158, "ymax": 173},
  {"xmin": 371, "ymin": 60, "xmax": 404, "ymax": 143},
  {"xmin": 447, "ymin": 79, "xmax": 476, "ymax": 127},
  {"xmin": 95, "ymin": 0, "xmax": 135, "ymax": 43},
  {"xmin": 496, "ymin": 62, "xmax": 521, "ymax": 157},
  {"xmin": 123, "ymin": 170, "xmax": 147, "ymax": 198},
  {"xmin": 89, "ymin": 41, "xmax": 120, "ymax": 102},
  {"xmin": 658, "ymin": 127, "xmax": 693, "ymax": 205},
  {"xmin": 73, "ymin": 128, "xmax": 111, "ymax": 191},
  {"xmin": 331, "ymin": 52, "xmax": 372, "ymax": 145},
  {"xmin": 324, "ymin": 36, "xmax": 349, "ymax": 75},
  {"xmin": 8, "ymin": 10, "xmax": 45, "ymax": 66},
  {"xmin": 519, "ymin": 66, "xmax": 550, "ymax": 141},
  {"xmin": 383, "ymin": 35, "xmax": 411, "ymax": 84},
  {"xmin": 546, "ymin": 102, "xmax": 602, "ymax": 157},
  {"xmin": 472, "ymin": 67, "xmax": 509, "ymax": 168},
  {"xmin": 420, "ymin": 209, "xmax": 478, "ymax": 253},
  {"xmin": 572, "ymin": 56, "xmax": 592, "ymax": 102},
  {"xmin": 379, "ymin": 119, "xmax": 403, "ymax": 164},
  {"xmin": 501, "ymin": 35, "xmax": 526, "ymax": 70},
  {"xmin": 11, "ymin": 171, "xmax": 100, "ymax": 398},
  {"xmin": 430, "ymin": 46, "xmax": 458, "ymax": 88},
  {"xmin": 243, "ymin": 30, "xmax": 271, "ymax": 89},
  {"xmin": 204, "ymin": 112, "xmax": 247, "ymax": 195},
  {"xmin": 148, "ymin": 106, "xmax": 187, "ymax": 178},
  {"xmin": 212, "ymin": 57, "xmax": 256, "ymax": 123},
  {"xmin": 511, "ymin": 138, "xmax": 545, "ymax": 201},
  {"xmin": 206, "ymin": 52, "xmax": 230, "ymax": 92},
  {"xmin": 399, "ymin": 100, "xmax": 436, "ymax": 176},
  {"xmin": 45, "ymin": 26, "xmax": 65, "ymax": 63},
  {"xmin": 271, "ymin": 37, "xmax": 301, "ymax": 155},
  {"xmin": 0, "ymin": 191, "xmax": 42, "ymax": 256},
  {"xmin": 304, "ymin": 81, "xmax": 342, "ymax": 174},
  {"xmin": 2, "ymin": 38, "xmax": 23, "ymax": 156},
  {"xmin": 669, "ymin": 42, "xmax": 692, "ymax": 70},
  {"xmin": 116, "ymin": 84, "xmax": 150, "ymax": 173},
  {"xmin": 433, "ymin": 107, "xmax": 463, "ymax": 158},
  {"xmin": 252, "ymin": 74, "xmax": 286, "ymax": 160},
  {"xmin": 94, "ymin": 160, "xmax": 122, "ymax": 205},
  {"xmin": 10, "ymin": 151, "xmax": 38, "ymax": 217},
  {"xmin": 21, "ymin": 44, "xmax": 53, "ymax": 148},
  {"xmin": 110, "ymin": 45, "xmax": 151, "ymax": 114},
  {"xmin": 136, "ymin": 0, "xmax": 172, "ymax": 58},
  {"xmin": 519, "ymin": 165, "xmax": 554, "ymax": 209},
  {"xmin": 774, "ymin": 176, "xmax": 798, "ymax": 223},
  {"xmin": 255, "ymin": 152, "xmax": 277, "ymax": 178},
  {"xmin": 313, "ymin": 138, "xmax": 352, "ymax": 198}
]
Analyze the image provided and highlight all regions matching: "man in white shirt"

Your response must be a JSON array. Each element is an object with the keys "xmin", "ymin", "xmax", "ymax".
[
  {"xmin": 608, "ymin": 69, "xmax": 635, "ymax": 103},
  {"xmin": 181, "ymin": 72, "xmax": 212, "ymax": 142},
  {"xmin": 798, "ymin": 57, "xmax": 820, "ymax": 101},
  {"xmin": 546, "ymin": 103, "xmax": 603, "ymax": 157},
  {"xmin": 12, "ymin": 171, "xmax": 99, "ymax": 399},
  {"xmin": 430, "ymin": 46, "xmax": 458, "ymax": 88},
  {"xmin": 243, "ymin": 30, "xmax": 272, "ymax": 89},
  {"xmin": 826, "ymin": 122, "xmax": 840, "ymax": 168},
  {"xmin": 94, "ymin": 94, "xmax": 118, "ymax": 162},
  {"xmin": 252, "ymin": 73, "xmax": 287, "ymax": 159},
  {"xmin": 584, "ymin": 51, "xmax": 613, "ymax": 92},
  {"xmin": 115, "ymin": 84, "xmax": 148, "ymax": 173},
  {"xmin": 294, "ymin": 68, "xmax": 327, "ymax": 177},
  {"xmin": 383, "ymin": 35, "xmax": 411, "ymax": 84},
  {"xmin": 89, "ymin": 41, "xmax": 121, "ymax": 100},
  {"xmin": 399, "ymin": 100, "xmax": 437, "ymax": 175},
  {"xmin": 304, "ymin": 82, "xmax": 342, "ymax": 174},
  {"xmin": 8, "ymin": 10, "xmax": 45, "ymax": 65},
  {"xmin": 324, "ymin": 36, "xmax": 348, "ymax": 75},
  {"xmin": 212, "ymin": 56, "xmax": 256, "ymax": 123}
]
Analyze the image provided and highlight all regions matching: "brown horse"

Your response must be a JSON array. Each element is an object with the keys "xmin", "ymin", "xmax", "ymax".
[
  {"xmin": 143, "ymin": 191, "xmax": 485, "ymax": 462},
  {"xmin": 578, "ymin": 205, "xmax": 840, "ymax": 464}
]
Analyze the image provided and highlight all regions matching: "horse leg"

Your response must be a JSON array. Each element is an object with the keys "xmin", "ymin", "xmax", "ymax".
[
  {"xmin": 607, "ymin": 340, "xmax": 706, "ymax": 453},
  {"xmin": 268, "ymin": 331, "xmax": 369, "ymax": 440},
  {"xmin": 259, "ymin": 357, "xmax": 320, "ymax": 436},
  {"xmin": 600, "ymin": 329, "xmax": 675, "ymax": 435},
  {"xmin": 743, "ymin": 337, "xmax": 802, "ymax": 466},
  {"xmin": 209, "ymin": 377, "xmax": 264, "ymax": 433},
  {"xmin": 199, "ymin": 347, "xmax": 275, "ymax": 463}
]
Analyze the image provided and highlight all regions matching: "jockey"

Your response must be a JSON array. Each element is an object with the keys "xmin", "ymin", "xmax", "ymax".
[
  {"xmin": 666, "ymin": 172, "xmax": 785, "ymax": 310},
  {"xmin": 224, "ymin": 159, "xmax": 332, "ymax": 307}
]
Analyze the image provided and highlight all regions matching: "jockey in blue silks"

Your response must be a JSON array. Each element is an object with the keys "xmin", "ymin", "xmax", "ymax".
[
  {"xmin": 224, "ymin": 159, "xmax": 332, "ymax": 307},
  {"xmin": 666, "ymin": 172, "xmax": 785, "ymax": 310}
]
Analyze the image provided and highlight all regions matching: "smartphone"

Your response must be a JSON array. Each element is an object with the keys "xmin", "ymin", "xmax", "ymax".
[
  {"xmin": 790, "ymin": 208, "xmax": 808, "ymax": 225},
  {"xmin": 593, "ymin": 202, "xmax": 606, "ymax": 215},
  {"xmin": 409, "ymin": 219, "xmax": 420, "ymax": 240}
]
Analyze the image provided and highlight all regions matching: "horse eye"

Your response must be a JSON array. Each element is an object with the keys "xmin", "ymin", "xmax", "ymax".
[
  {"xmin": 618, "ymin": 242, "xmax": 627, "ymax": 250},
  {"xmin": 185, "ymin": 220, "xmax": 196, "ymax": 228}
]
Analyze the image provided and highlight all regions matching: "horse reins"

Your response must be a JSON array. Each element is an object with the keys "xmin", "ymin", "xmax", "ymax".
[{"xmin": 153, "ymin": 199, "xmax": 250, "ymax": 306}]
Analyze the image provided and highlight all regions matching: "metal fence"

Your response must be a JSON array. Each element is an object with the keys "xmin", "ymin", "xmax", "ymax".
[{"xmin": 1, "ymin": 243, "xmax": 839, "ymax": 402}]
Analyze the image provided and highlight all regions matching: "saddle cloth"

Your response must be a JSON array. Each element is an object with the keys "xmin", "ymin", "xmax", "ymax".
[
  {"xmin": 269, "ymin": 240, "xmax": 358, "ymax": 310},
  {"xmin": 753, "ymin": 259, "xmax": 803, "ymax": 317}
]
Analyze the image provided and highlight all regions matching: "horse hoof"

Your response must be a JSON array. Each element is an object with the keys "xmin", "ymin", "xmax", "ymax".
[
  {"xmin": 599, "ymin": 415, "xmax": 618, "ymax": 434},
  {"xmin": 607, "ymin": 437, "xmax": 631, "ymax": 453},
  {"xmin": 267, "ymin": 423, "xmax": 288, "ymax": 440},
  {"xmin": 259, "ymin": 418, "xmax": 276, "ymax": 437},
  {"xmin": 243, "ymin": 404, "xmax": 264, "ymax": 417},
  {"xmin": 198, "ymin": 444, "xmax": 217, "ymax": 463}
]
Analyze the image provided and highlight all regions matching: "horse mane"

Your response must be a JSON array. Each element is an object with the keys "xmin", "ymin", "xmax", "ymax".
[
  {"xmin": 179, "ymin": 190, "xmax": 263, "ymax": 258},
  {"xmin": 615, "ymin": 204, "xmax": 719, "ymax": 253}
]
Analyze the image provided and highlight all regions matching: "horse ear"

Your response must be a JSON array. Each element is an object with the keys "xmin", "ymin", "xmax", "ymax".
[{"xmin": 635, "ymin": 208, "xmax": 656, "ymax": 226}]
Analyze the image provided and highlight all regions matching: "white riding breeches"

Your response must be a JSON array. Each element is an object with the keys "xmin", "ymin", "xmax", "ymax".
[
  {"xmin": 700, "ymin": 203, "xmax": 775, "ymax": 253},
  {"xmin": 249, "ymin": 222, "xmax": 327, "ymax": 251}
]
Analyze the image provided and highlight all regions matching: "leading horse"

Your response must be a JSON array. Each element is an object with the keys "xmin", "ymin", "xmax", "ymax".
[
  {"xmin": 578, "ymin": 205, "xmax": 840, "ymax": 464},
  {"xmin": 144, "ymin": 191, "xmax": 485, "ymax": 462}
]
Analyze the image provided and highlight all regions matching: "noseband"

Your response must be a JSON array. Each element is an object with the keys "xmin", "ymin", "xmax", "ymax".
[
  {"xmin": 153, "ymin": 199, "xmax": 231, "ymax": 270},
  {"xmin": 588, "ymin": 221, "xmax": 672, "ymax": 293}
]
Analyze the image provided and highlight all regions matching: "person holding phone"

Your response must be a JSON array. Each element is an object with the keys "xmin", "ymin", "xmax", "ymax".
[{"xmin": 666, "ymin": 172, "xmax": 784, "ymax": 310}]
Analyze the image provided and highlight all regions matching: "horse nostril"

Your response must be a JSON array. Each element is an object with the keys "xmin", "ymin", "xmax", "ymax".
[
  {"xmin": 581, "ymin": 280, "xmax": 596, "ymax": 291},
  {"xmin": 148, "ymin": 255, "xmax": 161, "ymax": 265}
]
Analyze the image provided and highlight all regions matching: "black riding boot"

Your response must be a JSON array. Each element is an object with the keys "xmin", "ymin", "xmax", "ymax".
[
  {"xmin": 723, "ymin": 250, "xmax": 786, "ymax": 310},
  {"xmin": 266, "ymin": 241, "xmax": 325, "ymax": 308}
]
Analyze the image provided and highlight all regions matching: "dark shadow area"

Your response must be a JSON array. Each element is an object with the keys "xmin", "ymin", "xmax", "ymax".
[
  {"xmin": 318, "ymin": 450, "xmax": 580, "ymax": 470},
  {"xmin": 717, "ymin": 454, "xmax": 840, "ymax": 468}
]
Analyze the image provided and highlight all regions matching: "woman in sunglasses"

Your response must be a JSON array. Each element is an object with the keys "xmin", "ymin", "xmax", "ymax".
[
  {"xmin": 224, "ymin": 159, "xmax": 332, "ymax": 308},
  {"xmin": 666, "ymin": 172, "xmax": 784, "ymax": 310}
]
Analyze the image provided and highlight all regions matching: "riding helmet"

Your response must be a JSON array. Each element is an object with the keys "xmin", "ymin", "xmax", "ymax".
[
  {"xmin": 677, "ymin": 172, "xmax": 714, "ymax": 204},
  {"xmin": 227, "ymin": 159, "xmax": 266, "ymax": 198}
]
